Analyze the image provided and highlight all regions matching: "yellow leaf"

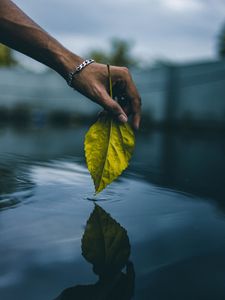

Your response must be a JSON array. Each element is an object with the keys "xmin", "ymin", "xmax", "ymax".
[{"xmin": 84, "ymin": 115, "xmax": 135, "ymax": 194}]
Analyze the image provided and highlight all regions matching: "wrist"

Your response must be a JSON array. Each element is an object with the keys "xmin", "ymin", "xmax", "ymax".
[{"xmin": 52, "ymin": 48, "xmax": 84, "ymax": 81}]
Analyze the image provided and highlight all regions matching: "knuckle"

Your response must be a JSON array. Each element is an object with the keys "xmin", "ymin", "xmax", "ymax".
[
  {"xmin": 122, "ymin": 66, "xmax": 129, "ymax": 72},
  {"xmin": 120, "ymin": 66, "xmax": 129, "ymax": 76},
  {"xmin": 93, "ymin": 85, "xmax": 108, "ymax": 103},
  {"xmin": 92, "ymin": 83, "xmax": 102, "ymax": 96}
]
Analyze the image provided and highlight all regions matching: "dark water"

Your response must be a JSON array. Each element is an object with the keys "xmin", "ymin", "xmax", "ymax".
[{"xmin": 1, "ymin": 125, "xmax": 225, "ymax": 300}]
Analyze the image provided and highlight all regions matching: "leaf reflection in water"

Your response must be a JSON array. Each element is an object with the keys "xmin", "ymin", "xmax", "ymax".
[{"xmin": 54, "ymin": 204, "xmax": 135, "ymax": 300}]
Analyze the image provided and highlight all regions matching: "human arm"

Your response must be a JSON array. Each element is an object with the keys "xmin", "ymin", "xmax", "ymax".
[{"xmin": 0, "ymin": 0, "xmax": 141, "ymax": 129}]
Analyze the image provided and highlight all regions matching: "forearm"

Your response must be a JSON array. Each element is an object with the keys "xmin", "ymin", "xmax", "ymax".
[
  {"xmin": 0, "ymin": 0, "xmax": 82, "ymax": 79},
  {"xmin": 0, "ymin": 0, "xmax": 141, "ymax": 128}
]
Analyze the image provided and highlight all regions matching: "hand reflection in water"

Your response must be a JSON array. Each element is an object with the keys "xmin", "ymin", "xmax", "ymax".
[{"xmin": 54, "ymin": 204, "xmax": 135, "ymax": 300}]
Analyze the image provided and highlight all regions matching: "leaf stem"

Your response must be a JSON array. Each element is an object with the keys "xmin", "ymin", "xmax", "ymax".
[{"xmin": 107, "ymin": 64, "xmax": 113, "ymax": 98}]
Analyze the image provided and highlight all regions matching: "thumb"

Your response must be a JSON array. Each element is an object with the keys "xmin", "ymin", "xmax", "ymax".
[{"xmin": 101, "ymin": 93, "xmax": 128, "ymax": 123}]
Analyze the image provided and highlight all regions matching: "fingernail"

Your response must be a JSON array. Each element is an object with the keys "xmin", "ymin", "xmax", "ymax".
[{"xmin": 118, "ymin": 114, "xmax": 128, "ymax": 123}]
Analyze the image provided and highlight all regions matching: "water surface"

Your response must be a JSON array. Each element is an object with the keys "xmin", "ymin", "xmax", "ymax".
[{"xmin": 0, "ymin": 126, "xmax": 225, "ymax": 300}]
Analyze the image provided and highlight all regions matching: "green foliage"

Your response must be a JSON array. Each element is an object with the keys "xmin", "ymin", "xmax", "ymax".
[
  {"xmin": 88, "ymin": 50, "xmax": 109, "ymax": 65},
  {"xmin": 0, "ymin": 44, "xmax": 16, "ymax": 67},
  {"xmin": 88, "ymin": 38, "xmax": 137, "ymax": 67}
]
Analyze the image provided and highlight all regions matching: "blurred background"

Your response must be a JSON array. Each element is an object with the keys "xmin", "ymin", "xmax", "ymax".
[
  {"xmin": 1, "ymin": 1, "xmax": 225, "ymax": 299},
  {"xmin": 1, "ymin": 0, "xmax": 225, "ymax": 200},
  {"xmin": 1, "ymin": 0, "xmax": 225, "ymax": 129}
]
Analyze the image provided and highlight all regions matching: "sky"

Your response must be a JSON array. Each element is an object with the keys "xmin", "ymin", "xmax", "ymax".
[{"xmin": 13, "ymin": 0, "xmax": 225, "ymax": 68}]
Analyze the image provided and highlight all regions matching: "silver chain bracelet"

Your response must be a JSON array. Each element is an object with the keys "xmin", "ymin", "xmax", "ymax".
[{"xmin": 67, "ymin": 59, "xmax": 95, "ymax": 87}]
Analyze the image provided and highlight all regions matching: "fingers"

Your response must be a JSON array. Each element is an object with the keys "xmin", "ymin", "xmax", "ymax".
[
  {"xmin": 132, "ymin": 111, "xmax": 141, "ymax": 130},
  {"xmin": 114, "ymin": 67, "xmax": 142, "ymax": 130},
  {"xmin": 99, "ymin": 84, "xmax": 141, "ymax": 129},
  {"xmin": 75, "ymin": 62, "xmax": 141, "ymax": 129},
  {"xmin": 125, "ymin": 79, "xmax": 141, "ymax": 130},
  {"xmin": 131, "ymin": 95, "xmax": 142, "ymax": 130},
  {"xmin": 99, "ymin": 89, "xmax": 128, "ymax": 123}
]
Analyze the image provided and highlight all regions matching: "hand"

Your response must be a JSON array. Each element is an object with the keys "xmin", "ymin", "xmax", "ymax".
[
  {"xmin": 71, "ymin": 62, "xmax": 141, "ymax": 130},
  {"xmin": 0, "ymin": 1, "xmax": 141, "ymax": 129}
]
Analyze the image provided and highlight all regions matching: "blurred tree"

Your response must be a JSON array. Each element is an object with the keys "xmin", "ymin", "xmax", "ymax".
[
  {"xmin": 110, "ymin": 38, "xmax": 137, "ymax": 67},
  {"xmin": 87, "ymin": 49, "xmax": 109, "ymax": 65},
  {"xmin": 218, "ymin": 24, "xmax": 225, "ymax": 58},
  {"xmin": 0, "ymin": 44, "xmax": 16, "ymax": 66},
  {"xmin": 88, "ymin": 38, "xmax": 137, "ymax": 67}
]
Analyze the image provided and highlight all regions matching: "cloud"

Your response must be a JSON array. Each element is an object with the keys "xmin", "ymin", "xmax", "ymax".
[
  {"xmin": 12, "ymin": 0, "xmax": 225, "ymax": 62},
  {"xmin": 160, "ymin": 0, "xmax": 203, "ymax": 12}
]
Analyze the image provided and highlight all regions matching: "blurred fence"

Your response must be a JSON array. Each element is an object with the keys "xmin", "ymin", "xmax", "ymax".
[
  {"xmin": 0, "ymin": 59, "xmax": 225, "ymax": 128},
  {"xmin": 134, "ymin": 59, "xmax": 225, "ymax": 128}
]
